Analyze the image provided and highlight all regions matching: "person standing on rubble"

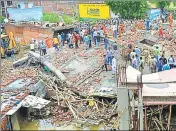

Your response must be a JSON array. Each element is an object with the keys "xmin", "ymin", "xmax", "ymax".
[
  {"xmin": 93, "ymin": 29, "xmax": 97, "ymax": 45},
  {"xmin": 34, "ymin": 39, "xmax": 39, "ymax": 52},
  {"xmin": 139, "ymin": 57, "xmax": 144, "ymax": 73},
  {"xmin": 30, "ymin": 40, "xmax": 35, "ymax": 52},
  {"xmin": 88, "ymin": 33, "xmax": 92, "ymax": 48},
  {"xmin": 154, "ymin": 46, "xmax": 160, "ymax": 63},
  {"xmin": 102, "ymin": 55, "xmax": 108, "ymax": 72},
  {"xmin": 53, "ymin": 37, "xmax": 59, "ymax": 51},
  {"xmin": 113, "ymin": 23, "xmax": 117, "ymax": 38},
  {"xmin": 157, "ymin": 58, "xmax": 163, "ymax": 72},
  {"xmin": 134, "ymin": 46, "xmax": 141, "ymax": 64},
  {"xmin": 104, "ymin": 34, "xmax": 109, "ymax": 50},
  {"xmin": 96, "ymin": 32, "xmax": 101, "ymax": 47},
  {"xmin": 61, "ymin": 32, "xmax": 65, "ymax": 46},
  {"xmin": 130, "ymin": 49, "xmax": 136, "ymax": 65},
  {"xmin": 162, "ymin": 61, "xmax": 170, "ymax": 71},
  {"xmin": 149, "ymin": 56, "xmax": 157, "ymax": 73},
  {"xmin": 73, "ymin": 32, "xmax": 80, "ymax": 49},
  {"xmin": 112, "ymin": 56, "xmax": 117, "ymax": 75},
  {"xmin": 107, "ymin": 47, "xmax": 113, "ymax": 65},
  {"xmin": 84, "ymin": 34, "xmax": 90, "ymax": 50},
  {"xmin": 58, "ymin": 33, "xmax": 62, "ymax": 47},
  {"xmin": 10, "ymin": 48, "xmax": 17, "ymax": 61},
  {"xmin": 40, "ymin": 41, "xmax": 47, "ymax": 55},
  {"xmin": 168, "ymin": 55, "xmax": 175, "ymax": 69}
]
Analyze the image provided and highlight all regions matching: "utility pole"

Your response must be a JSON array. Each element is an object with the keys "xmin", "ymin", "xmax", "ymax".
[{"xmin": 137, "ymin": 74, "xmax": 144, "ymax": 130}]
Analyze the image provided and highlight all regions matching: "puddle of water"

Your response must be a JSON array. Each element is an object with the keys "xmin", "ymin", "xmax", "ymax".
[
  {"xmin": 20, "ymin": 119, "xmax": 104, "ymax": 130},
  {"xmin": 5, "ymin": 78, "xmax": 32, "ymax": 90}
]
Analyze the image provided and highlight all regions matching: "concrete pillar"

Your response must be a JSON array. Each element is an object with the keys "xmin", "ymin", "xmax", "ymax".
[{"xmin": 117, "ymin": 88, "xmax": 130, "ymax": 130}]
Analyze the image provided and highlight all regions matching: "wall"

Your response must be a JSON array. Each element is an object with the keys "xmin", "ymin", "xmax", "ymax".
[
  {"xmin": 5, "ymin": 23, "xmax": 53, "ymax": 44},
  {"xmin": 7, "ymin": 7, "xmax": 43, "ymax": 22},
  {"xmin": 33, "ymin": 1, "xmax": 77, "ymax": 15}
]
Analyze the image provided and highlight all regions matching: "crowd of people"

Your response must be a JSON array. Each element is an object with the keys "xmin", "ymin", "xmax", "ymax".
[{"xmin": 3, "ymin": 11, "xmax": 175, "ymax": 75}]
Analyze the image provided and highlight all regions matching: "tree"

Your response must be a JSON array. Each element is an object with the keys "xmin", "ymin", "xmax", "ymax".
[
  {"xmin": 106, "ymin": 1, "xmax": 148, "ymax": 19},
  {"xmin": 155, "ymin": 1, "xmax": 171, "ymax": 9}
]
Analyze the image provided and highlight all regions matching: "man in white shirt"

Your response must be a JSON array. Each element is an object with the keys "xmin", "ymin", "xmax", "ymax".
[
  {"xmin": 58, "ymin": 33, "xmax": 61, "ymax": 44},
  {"xmin": 113, "ymin": 24, "xmax": 117, "ymax": 38},
  {"xmin": 112, "ymin": 56, "xmax": 117, "ymax": 75},
  {"xmin": 30, "ymin": 41, "xmax": 35, "ymax": 52},
  {"xmin": 34, "ymin": 39, "xmax": 39, "ymax": 51}
]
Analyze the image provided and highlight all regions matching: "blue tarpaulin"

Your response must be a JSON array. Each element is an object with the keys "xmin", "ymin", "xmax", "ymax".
[{"xmin": 148, "ymin": 9, "xmax": 161, "ymax": 20}]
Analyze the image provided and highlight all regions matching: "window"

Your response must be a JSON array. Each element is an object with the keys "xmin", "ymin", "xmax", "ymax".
[
  {"xmin": 7, "ymin": 1, "xmax": 12, "ymax": 6},
  {"xmin": 1, "ymin": 1, "xmax": 5, "ymax": 7}
]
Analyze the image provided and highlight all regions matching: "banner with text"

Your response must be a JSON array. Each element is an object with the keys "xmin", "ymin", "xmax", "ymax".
[{"xmin": 79, "ymin": 4, "xmax": 111, "ymax": 21}]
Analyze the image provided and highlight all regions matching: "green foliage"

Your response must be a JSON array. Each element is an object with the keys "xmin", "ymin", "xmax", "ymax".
[
  {"xmin": 62, "ymin": 15, "xmax": 72, "ymax": 24},
  {"xmin": 0, "ymin": 16, "xmax": 5, "ymax": 23},
  {"xmin": 42, "ymin": 13, "xmax": 59, "ymax": 23},
  {"xmin": 165, "ymin": 6, "xmax": 176, "ymax": 11},
  {"xmin": 106, "ymin": 1, "xmax": 149, "ymax": 19},
  {"xmin": 152, "ymin": 1, "xmax": 171, "ymax": 9},
  {"xmin": 174, "ymin": 2, "xmax": 176, "ymax": 7}
]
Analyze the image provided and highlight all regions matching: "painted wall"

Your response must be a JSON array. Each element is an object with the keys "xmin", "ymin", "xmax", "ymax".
[
  {"xmin": 5, "ymin": 23, "xmax": 53, "ymax": 45},
  {"xmin": 7, "ymin": 7, "xmax": 43, "ymax": 22}
]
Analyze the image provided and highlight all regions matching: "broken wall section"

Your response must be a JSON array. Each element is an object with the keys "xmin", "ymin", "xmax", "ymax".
[{"xmin": 5, "ymin": 23, "xmax": 53, "ymax": 44}]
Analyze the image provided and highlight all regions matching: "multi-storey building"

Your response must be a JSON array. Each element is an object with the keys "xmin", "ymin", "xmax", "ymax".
[{"xmin": 1, "ymin": 1, "xmax": 13, "ymax": 17}]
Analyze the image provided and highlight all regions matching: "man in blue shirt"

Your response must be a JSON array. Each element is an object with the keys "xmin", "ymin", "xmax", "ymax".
[
  {"xmin": 162, "ymin": 62, "xmax": 170, "ymax": 71},
  {"xmin": 104, "ymin": 34, "xmax": 109, "ymax": 50},
  {"xmin": 145, "ymin": 18, "xmax": 150, "ymax": 30},
  {"xmin": 74, "ymin": 26, "xmax": 79, "ymax": 33}
]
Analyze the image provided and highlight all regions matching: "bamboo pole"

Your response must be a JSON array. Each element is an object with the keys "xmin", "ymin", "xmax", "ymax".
[
  {"xmin": 144, "ymin": 106, "xmax": 147, "ymax": 130},
  {"xmin": 167, "ymin": 105, "xmax": 172, "ymax": 130}
]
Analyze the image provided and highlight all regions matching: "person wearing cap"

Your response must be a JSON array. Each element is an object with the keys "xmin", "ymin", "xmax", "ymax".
[{"xmin": 112, "ymin": 56, "xmax": 117, "ymax": 75}]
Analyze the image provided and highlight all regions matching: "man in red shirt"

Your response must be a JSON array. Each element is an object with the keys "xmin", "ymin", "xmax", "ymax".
[{"xmin": 73, "ymin": 32, "xmax": 80, "ymax": 49}]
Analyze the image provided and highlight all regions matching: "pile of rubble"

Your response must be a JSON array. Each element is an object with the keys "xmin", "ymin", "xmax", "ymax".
[{"xmin": 1, "ymin": 66, "xmax": 38, "ymax": 88}]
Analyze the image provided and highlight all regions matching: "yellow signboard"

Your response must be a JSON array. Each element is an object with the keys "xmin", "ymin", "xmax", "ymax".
[{"xmin": 79, "ymin": 4, "xmax": 111, "ymax": 20}]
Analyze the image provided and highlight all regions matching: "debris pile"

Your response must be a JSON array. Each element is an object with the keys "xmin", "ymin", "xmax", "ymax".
[{"xmin": 1, "ymin": 65, "xmax": 38, "ymax": 88}]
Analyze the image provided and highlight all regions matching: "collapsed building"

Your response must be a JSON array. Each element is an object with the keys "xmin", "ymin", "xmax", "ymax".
[
  {"xmin": 1, "ymin": 40, "xmax": 120, "ymax": 130},
  {"xmin": 2, "ymin": 21, "xmax": 176, "ymax": 130}
]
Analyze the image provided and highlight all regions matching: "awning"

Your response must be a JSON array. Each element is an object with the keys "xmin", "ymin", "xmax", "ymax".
[
  {"xmin": 143, "ymin": 83, "xmax": 176, "ymax": 97},
  {"xmin": 126, "ymin": 67, "xmax": 176, "ymax": 84}
]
